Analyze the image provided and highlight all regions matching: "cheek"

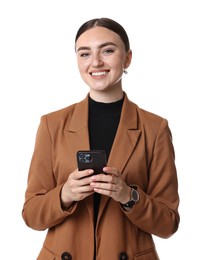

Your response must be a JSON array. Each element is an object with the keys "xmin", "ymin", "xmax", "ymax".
[
  {"xmin": 112, "ymin": 60, "xmax": 125, "ymax": 73},
  {"xmin": 77, "ymin": 59, "xmax": 89, "ymax": 72},
  {"xmin": 110, "ymin": 55, "xmax": 125, "ymax": 68}
]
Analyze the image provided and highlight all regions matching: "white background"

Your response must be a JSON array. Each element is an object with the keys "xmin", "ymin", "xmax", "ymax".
[{"xmin": 0, "ymin": 0, "xmax": 207, "ymax": 259}]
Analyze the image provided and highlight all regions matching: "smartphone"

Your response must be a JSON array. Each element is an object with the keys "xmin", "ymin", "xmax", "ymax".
[{"xmin": 76, "ymin": 150, "xmax": 107, "ymax": 174}]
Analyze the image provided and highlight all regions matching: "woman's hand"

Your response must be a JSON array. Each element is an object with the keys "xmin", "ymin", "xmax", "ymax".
[
  {"xmin": 90, "ymin": 166, "xmax": 131, "ymax": 204},
  {"xmin": 61, "ymin": 168, "xmax": 95, "ymax": 209}
]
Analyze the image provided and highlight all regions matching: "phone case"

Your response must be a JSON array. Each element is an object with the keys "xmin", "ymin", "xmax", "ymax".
[{"xmin": 76, "ymin": 150, "xmax": 106, "ymax": 174}]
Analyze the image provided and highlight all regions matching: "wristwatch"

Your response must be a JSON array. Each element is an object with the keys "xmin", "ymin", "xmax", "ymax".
[{"xmin": 121, "ymin": 187, "xmax": 139, "ymax": 208}]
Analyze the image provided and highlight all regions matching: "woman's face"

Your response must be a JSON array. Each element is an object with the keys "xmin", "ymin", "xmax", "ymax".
[{"xmin": 75, "ymin": 26, "xmax": 132, "ymax": 97}]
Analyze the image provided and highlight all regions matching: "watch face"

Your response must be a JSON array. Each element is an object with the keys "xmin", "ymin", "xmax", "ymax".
[
  {"xmin": 121, "ymin": 188, "xmax": 139, "ymax": 208},
  {"xmin": 132, "ymin": 189, "xmax": 139, "ymax": 202}
]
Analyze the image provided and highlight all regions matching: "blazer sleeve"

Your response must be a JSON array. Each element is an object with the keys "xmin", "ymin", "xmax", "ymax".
[
  {"xmin": 124, "ymin": 119, "xmax": 180, "ymax": 238},
  {"xmin": 22, "ymin": 115, "xmax": 77, "ymax": 231}
]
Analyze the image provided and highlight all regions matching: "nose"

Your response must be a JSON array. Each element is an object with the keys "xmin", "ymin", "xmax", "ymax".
[{"xmin": 91, "ymin": 53, "xmax": 104, "ymax": 67}]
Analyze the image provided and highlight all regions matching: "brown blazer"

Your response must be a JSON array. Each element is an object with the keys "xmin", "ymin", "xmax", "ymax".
[{"xmin": 22, "ymin": 93, "xmax": 180, "ymax": 260}]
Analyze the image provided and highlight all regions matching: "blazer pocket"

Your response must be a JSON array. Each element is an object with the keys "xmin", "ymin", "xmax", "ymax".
[
  {"xmin": 37, "ymin": 246, "xmax": 56, "ymax": 260},
  {"xmin": 134, "ymin": 248, "xmax": 159, "ymax": 260}
]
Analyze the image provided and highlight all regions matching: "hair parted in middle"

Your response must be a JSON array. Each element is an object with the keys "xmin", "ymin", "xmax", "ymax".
[{"xmin": 75, "ymin": 17, "xmax": 130, "ymax": 52}]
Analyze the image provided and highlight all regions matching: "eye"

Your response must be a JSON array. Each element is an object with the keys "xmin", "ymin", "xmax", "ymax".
[
  {"xmin": 79, "ymin": 52, "xmax": 90, "ymax": 58},
  {"xmin": 103, "ymin": 48, "xmax": 114, "ymax": 55}
]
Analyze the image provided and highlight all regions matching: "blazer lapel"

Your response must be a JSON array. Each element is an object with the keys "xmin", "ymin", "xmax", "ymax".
[
  {"xmin": 65, "ymin": 95, "xmax": 94, "ymax": 221},
  {"xmin": 66, "ymin": 96, "xmax": 90, "ymax": 152},
  {"xmin": 99, "ymin": 94, "xmax": 141, "ymax": 218},
  {"xmin": 108, "ymin": 96, "xmax": 141, "ymax": 174}
]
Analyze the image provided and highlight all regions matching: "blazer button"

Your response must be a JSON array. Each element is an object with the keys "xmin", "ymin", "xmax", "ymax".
[
  {"xmin": 119, "ymin": 252, "xmax": 128, "ymax": 260},
  {"xmin": 61, "ymin": 252, "xmax": 72, "ymax": 260}
]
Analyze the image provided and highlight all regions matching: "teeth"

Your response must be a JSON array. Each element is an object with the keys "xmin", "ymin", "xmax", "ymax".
[{"xmin": 91, "ymin": 71, "xmax": 107, "ymax": 76}]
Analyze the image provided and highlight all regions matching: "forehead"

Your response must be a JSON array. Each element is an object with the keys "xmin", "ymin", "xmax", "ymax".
[{"xmin": 75, "ymin": 26, "xmax": 124, "ymax": 49}]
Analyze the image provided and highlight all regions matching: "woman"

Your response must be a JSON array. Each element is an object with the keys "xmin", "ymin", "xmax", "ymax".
[{"xmin": 22, "ymin": 17, "xmax": 180, "ymax": 260}]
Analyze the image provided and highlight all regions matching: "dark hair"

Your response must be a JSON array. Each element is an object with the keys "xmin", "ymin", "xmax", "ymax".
[{"xmin": 75, "ymin": 18, "xmax": 130, "ymax": 52}]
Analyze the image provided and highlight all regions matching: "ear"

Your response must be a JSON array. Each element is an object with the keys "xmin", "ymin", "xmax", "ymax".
[{"xmin": 124, "ymin": 50, "xmax": 132, "ymax": 69}]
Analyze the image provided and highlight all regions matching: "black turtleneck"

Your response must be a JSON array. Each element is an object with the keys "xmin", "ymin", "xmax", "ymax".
[
  {"xmin": 89, "ymin": 95, "xmax": 124, "ymax": 160},
  {"xmin": 88, "ymin": 95, "xmax": 124, "ymax": 232}
]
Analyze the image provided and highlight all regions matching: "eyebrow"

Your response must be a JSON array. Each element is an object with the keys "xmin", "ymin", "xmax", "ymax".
[{"xmin": 76, "ymin": 42, "xmax": 117, "ymax": 52}]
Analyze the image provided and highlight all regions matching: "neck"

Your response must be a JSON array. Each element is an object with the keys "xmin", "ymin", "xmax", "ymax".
[{"xmin": 89, "ymin": 87, "xmax": 124, "ymax": 103}]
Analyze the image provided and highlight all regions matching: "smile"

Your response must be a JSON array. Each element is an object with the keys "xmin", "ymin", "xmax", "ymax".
[{"xmin": 90, "ymin": 71, "xmax": 109, "ymax": 76}]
